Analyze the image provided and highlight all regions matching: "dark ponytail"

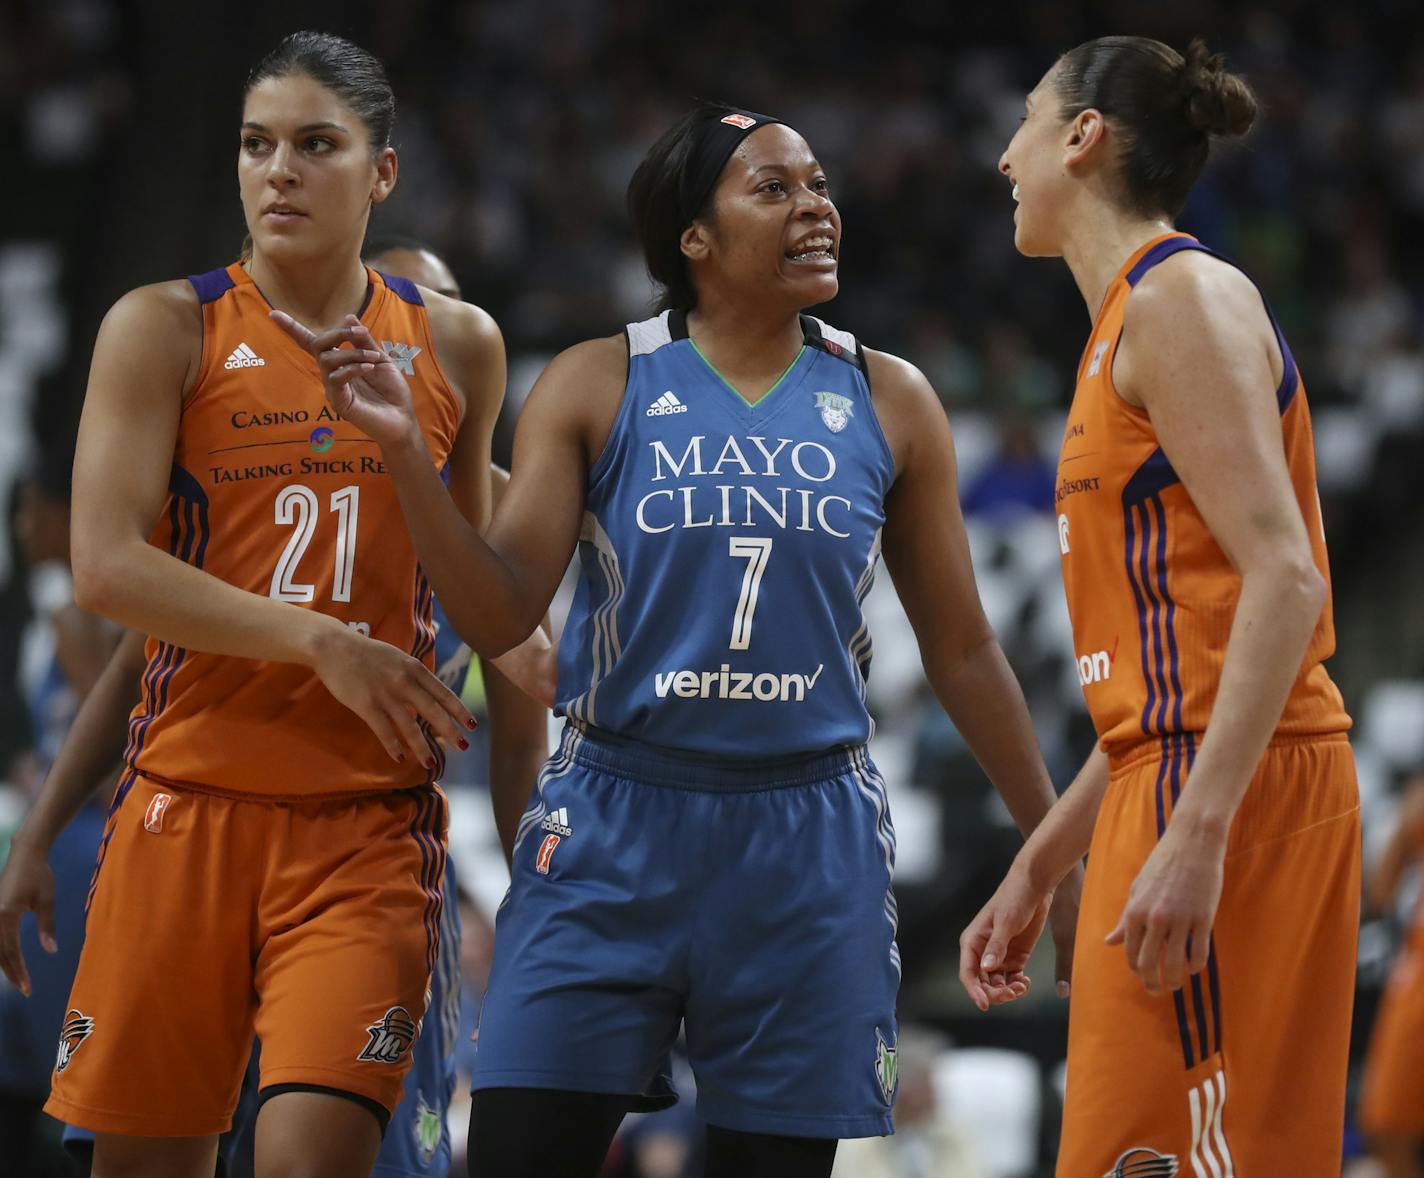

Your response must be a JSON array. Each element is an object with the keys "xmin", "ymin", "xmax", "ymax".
[{"xmin": 1054, "ymin": 36, "xmax": 1257, "ymax": 219}]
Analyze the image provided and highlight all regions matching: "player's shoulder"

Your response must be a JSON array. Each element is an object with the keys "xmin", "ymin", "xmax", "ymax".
[
  {"xmin": 103, "ymin": 279, "xmax": 202, "ymax": 336},
  {"xmin": 94, "ymin": 281, "xmax": 203, "ymax": 385},
  {"xmin": 1126, "ymin": 247, "xmax": 1261, "ymax": 338},
  {"xmin": 422, "ymin": 290, "xmax": 504, "ymax": 366},
  {"xmin": 862, "ymin": 347, "xmax": 942, "ymax": 419},
  {"xmin": 522, "ymin": 334, "xmax": 628, "ymax": 428}
]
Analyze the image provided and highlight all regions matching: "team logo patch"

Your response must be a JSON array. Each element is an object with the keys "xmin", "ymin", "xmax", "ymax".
[
  {"xmin": 55, "ymin": 1009, "xmax": 95, "ymax": 1073},
  {"xmin": 1104, "ymin": 1147, "xmax": 1179, "ymax": 1177},
  {"xmin": 309, "ymin": 426, "xmax": 334, "ymax": 453},
  {"xmin": 413, "ymin": 1090, "xmax": 442, "ymax": 1164},
  {"xmin": 874, "ymin": 1027, "xmax": 898, "ymax": 1105},
  {"xmin": 358, "ymin": 1006, "xmax": 420, "ymax": 1064},
  {"xmin": 1087, "ymin": 339, "xmax": 1110, "ymax": 377},
  {"xmin": 143, "ymin": 793, "xmax": 173, "ymax": 833},
  {"xmin": 814, "ymin": 390, "xmax": 854, "ymax": 433},
  {"xmin": 535, "ymin": 833, "xmax": 561, "ymax": 875},
  {"xmin": 382, "ymin": 340, "xmax": 422, "ymax": 376},
  {"xmin": 720, "ymin": 113, "xmax": 757, "ymax": 129}
]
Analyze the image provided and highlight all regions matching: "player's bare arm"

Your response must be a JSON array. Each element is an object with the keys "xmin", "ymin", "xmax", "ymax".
[
  {"xmin": 274, "ymin": 312, "xmax": 624, "ymax": 655},
  {"xmin": 0, "ymin": 629, "xmax": 145, "ymax": 995},
  {"xmin": 1104, "ymin": 250, "xmax": 1329, "ymax": 996},
  {"xmin": 869, "ymin": 348, "xmax": 1079, "ymax": 1001},
  {"xmin": 73, "ymin": 285, "xmax": 473, "ymax": 763}
]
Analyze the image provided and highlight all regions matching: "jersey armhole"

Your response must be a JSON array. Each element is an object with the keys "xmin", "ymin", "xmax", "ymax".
[
  {"xmin": 585, "ymin": 333, "xmax": 637, "ymax": 492},
  {"xmin": 408, "ymin": 294, "xmax": 468, "ymax": 441}
]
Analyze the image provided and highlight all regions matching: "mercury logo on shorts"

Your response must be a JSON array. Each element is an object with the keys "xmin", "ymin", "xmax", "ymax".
[
  {"xmin": 1104, "ymin": 1147, "xmax": 1178, "ymax": 1177},
  {"xmin": 357, "ymin": 1006, "xmax": 420, "ymax": 1064},
  {"xmin": 55, "ymin": 1009, "xmax": 95, "ymax": 1074},
  {"xmin": 143, "ymin": 793, "xmax": 173, "ymax": 833}
]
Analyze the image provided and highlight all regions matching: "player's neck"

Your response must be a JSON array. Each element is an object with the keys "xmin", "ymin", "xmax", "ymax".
[
  {"xmin": 1060, "ymin": 210, "xmax": 1176, "ymax": 324},
  {"xmin": 246, "ymin": 250, "xmax": 371, "ymax": 331},
  {"xmin": 685, "ymin": 298, "xmax": 805, "ymax": 389}
]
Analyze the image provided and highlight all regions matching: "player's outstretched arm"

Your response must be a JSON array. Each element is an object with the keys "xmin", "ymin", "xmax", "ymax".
[
  {"xmin": 1103, "ymin": 254, "xmax": 1329, "ymax": 997},
  {"xmin": 871, "ymin": 349, "xmax": 1081, "ymax": 996},
  {"xmin": 0, "ymin": 630, "xmax": 146, "ymax": 995},
  {"xmin": 272, "ymin": 310, "xmax": 621, "ymax": 657},
  {"xmin": 71, "ymin": 286, "xmax": 473, "ymax": 763}
]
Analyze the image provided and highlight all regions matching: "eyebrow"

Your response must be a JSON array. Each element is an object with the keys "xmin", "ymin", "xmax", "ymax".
[
  {"xmin": 241, "ymin": 121, "xmax": 349, "ymax": 134},
  {"xmin": 750, "ymin": 161, "xmax": 823, "ymax": 175}
]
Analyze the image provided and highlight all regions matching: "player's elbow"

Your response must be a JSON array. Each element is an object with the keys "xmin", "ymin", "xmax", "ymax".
[
  {"xmin": 1262, "ymin": 554, "xmax": 1327, "ymax": 623},
  {"xmin": 70, "ymin": 542, "xmax": 123, "ymax": 617}
]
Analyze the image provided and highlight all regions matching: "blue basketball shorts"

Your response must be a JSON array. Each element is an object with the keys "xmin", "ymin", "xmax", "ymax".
[{"xmin": 470, "ymin": 724, "xmax": 901, "ymax": 1139}]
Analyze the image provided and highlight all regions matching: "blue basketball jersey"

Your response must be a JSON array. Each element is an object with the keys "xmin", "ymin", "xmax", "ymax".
[{"xmin": 555, "ymin": 310, "xmax": 894, "ymax": 757}]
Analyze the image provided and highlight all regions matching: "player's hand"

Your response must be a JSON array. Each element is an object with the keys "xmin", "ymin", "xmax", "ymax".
[
  {"xmin": 959, "ymin": 863, "xmax": 1048, "ymax": 1011},
  {"xmin": 310, "ymin": 623, "xmax": 476, "ymax": 766},
  {"xmin": 1106, "ymin": 820, "xmax": 1224, "ymax": 995},
  {"xmin": 1047, "ymin": 861, "xmax": 1082, "ymax": 1000},
  {"xmin": 0, "ymin": 835, "xmax": 58, "ymax": 997},
  {"xmin": 269, "ymin": 311, "xmax": 421, "ymax": 451}
]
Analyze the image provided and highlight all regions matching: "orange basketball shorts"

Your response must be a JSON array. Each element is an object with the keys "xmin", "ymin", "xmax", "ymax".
[
  {"xmin": 1058, "ymin": 733, "xmax": 1359, "ymax": 1177},
  {"xmin": 1359, "ymin": 934, "xmax": 1424, "ymax": 1137},
  {"xmin": 45, "ymin": 770, "xmax": 447, "ymax": 1137}
]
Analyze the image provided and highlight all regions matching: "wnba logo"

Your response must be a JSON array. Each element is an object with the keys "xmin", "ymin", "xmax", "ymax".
[
  {"xmin": 535, "ymin": 834, "xmax": 561, "ymax": 874},
  {"xmin": 357, "ymin": 1006, "xmax": 419, "ymax": 1064},
  {"xmin": 143, "ymin": 793, "xmax": 173, "ymax": 833},
  {"xmin": 310, "ymin": 427, "xmax": 334, "ymax": 453}
]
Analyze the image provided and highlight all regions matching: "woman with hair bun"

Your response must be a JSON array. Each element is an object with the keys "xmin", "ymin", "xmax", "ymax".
[{"xmin": 962, "ymin": 36, "xmax": 1359, "ymax": 1175}]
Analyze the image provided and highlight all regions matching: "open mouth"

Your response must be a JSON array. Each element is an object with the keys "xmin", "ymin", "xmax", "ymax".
[{"xmin": 787, "ymin": 234, "xmax": 836, "ymax": 264}]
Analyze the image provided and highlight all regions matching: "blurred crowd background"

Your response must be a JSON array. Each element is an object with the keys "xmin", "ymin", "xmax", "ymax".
[{"xmin": 2, "ymin": 1, "xmax": 1423, "ymax": 1175}]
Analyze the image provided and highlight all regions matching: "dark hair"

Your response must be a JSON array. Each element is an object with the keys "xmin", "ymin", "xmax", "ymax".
[
  {"xmin": 1054, "ymin": 36, "xmax": 1256, "ymax": 219},
  {"xmin": 626, "ymin": 102, "xmax": 751, "ymax": 313},
  {"xmin": 245, "ymin": 31, "xmax": 395, "ymax": 151}
]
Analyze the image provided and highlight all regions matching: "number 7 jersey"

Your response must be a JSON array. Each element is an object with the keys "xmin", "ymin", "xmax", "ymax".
[
  {"xmin": 555, "ymin": 310, "xmax": 895, "ymax": 757},
  {"xmin": 126, "ymin": 263, "xmax": 461, "ymax": 798}
]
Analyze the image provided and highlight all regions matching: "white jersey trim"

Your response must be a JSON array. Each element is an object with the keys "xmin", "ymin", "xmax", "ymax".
[{"xmin": 626, "ymin": 310, "xmax": 674, "ymax": 358}]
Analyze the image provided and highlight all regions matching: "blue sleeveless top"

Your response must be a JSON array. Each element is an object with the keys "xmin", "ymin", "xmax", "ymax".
[{"xmin": 555, "ymin": 310, "xmax": 896, "ymax": 757}]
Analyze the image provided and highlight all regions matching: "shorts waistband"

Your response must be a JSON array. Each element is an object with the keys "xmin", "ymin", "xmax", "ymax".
[
  {"xmin": 1107, "ymin": 729, "xmax": 1351, "ymax": 776},
  {"xmin": 561, "ymin": 723, "xmax": 864, "ymax": 791}
]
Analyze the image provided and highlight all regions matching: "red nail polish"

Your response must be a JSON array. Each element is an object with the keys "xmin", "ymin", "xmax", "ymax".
[
  {"xmin": 466, "ymin": 717, "xmax": 477, "ymax": 730},
  {"xmin": 458, "ymin": 738, "xmax": 469, "ymax": 751}
]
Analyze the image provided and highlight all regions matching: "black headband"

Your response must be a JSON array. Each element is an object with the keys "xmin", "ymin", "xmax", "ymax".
[{"xmin": 678, "ymin": 109, "xmax": 784, "ymax": 227}]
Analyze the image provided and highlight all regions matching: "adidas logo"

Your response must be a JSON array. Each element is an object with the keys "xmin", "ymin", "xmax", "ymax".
[
  {"xmin": 224, "ymin": 342, "xmax": 266, "ymax": 369},
  {"xmin": 541, "ymin": 807, "xmax": 572, "ymax": 837},
  {"xmin": 646, "ymin": 390, "xmax": 687, "ymax": 417}
]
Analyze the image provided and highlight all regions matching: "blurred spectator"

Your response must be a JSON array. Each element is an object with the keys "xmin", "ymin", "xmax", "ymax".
[{"xmin": 960, "ymin": 414, "xmax": 1057, "ymax": 520}]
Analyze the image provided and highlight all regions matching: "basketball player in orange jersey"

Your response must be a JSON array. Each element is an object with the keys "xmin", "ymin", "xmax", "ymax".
[
  {"xmin": 1360, "ymin": 771, "xmax": 1424, "ymax": 1178},
  {"xmin": 959, "ymin": 36, "xmax": 1360, "ymax": 1176},
  {"xmin": 0, "ymin": 238, "xmax": 550, "ymax": 1178},
  {"xmin": 20, "ymin": 31, "xmax": 524, "ymax": 1178}
]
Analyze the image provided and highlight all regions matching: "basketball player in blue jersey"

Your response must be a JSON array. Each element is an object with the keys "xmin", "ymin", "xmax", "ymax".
[{"xmin": 276, "ymin": 104, "xmax": 1076, "ymax": 1177}]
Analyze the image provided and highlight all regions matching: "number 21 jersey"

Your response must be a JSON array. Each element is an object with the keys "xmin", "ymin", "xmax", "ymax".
[
  {"xmin": 126, "ymin": 264, "xmax": 460, "ymax": 798},
  {"xmin": 556, "ymin": 310, "xmax": 895, "ymax": 757}
]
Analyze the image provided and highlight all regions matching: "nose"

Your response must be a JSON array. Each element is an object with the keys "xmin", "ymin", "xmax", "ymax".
[
  {"xmin": 998, "ymin": 152, "xmax": 1012, "ymax": 178},
  {"xmin": 796, "ymin": 184, "xmax": 834, "ymax": 217},
  {"xmin": 267, "ymin": 142, "xmax": 300, "ymax": 187}
]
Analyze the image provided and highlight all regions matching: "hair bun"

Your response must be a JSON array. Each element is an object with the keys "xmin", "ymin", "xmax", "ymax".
[{"xmin": 1182, "ymin": 37, "xmax": 1257, "ymax": 138}]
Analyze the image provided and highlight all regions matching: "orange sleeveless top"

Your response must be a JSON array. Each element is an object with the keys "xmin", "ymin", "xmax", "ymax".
[
  {"xmin": 1058, "ymin": 232, "xmax": 1349, "ymax": 759},
  {"xmin": 125, "ymin": 263, "xmax": 462, "ymax": 798}
]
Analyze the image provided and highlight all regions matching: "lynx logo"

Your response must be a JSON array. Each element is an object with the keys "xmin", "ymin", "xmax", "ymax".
[
  {"xmin": 874, "ymin": 1028, "xmax": 898, "ymax": 1105},
  {"xmin": 143, "ymin": 793, "xmax": 173, "ymax": 833},
  {"xmin": 357, "ymin": 1006, "xmax": 419, "ymax": 1064},
  {"xmin": 382, "ymin": 340, "xmax": 422, "ymax": 376},
  {"xmin": 814, "ymin": 390, "xmax": 853, "ymax": 433},
  {"xmin": 55, "ymin": 1010, "xmax": 95, "ymax": 1074},
  {"xmin": 535, "ymin": 833, "xmax": 560, "ymax": 874},
  {"xmin": 1104, "ymin": 1147, "xmax": 1178, "ymax": 1177},
  {"xmin": 413, "ymin": 1091, "xmax": 442, "ymax": 1164},
  {"xmin": 1077, "ymin": 640, "xmax": 1117, "ymax": 686},
  {"xmin": 1058, "ymin": 513, "xmax": 1070, "ymax": 554},
  {"xmin": 1087, "ymin": 340, "xmax": 1110, "ymax": 377}
]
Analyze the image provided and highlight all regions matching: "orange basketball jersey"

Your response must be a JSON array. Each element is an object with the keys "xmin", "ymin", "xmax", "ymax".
[
  {"xmin": 125, "ymin": 264, "xmax": 461, "ymax": 798},
  {"xmin": 1058, "ymin": 232, "xmax": 1349, "ymax": 757}
]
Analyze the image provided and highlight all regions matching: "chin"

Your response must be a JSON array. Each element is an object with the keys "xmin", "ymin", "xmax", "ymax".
[
  {"xmin": 1012, "ymin": 219, "xmax": 1060, "ymax": 260},
  {"xmin": 794, "ymin": 274, "xmax": 839, "ymax": 310}
]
